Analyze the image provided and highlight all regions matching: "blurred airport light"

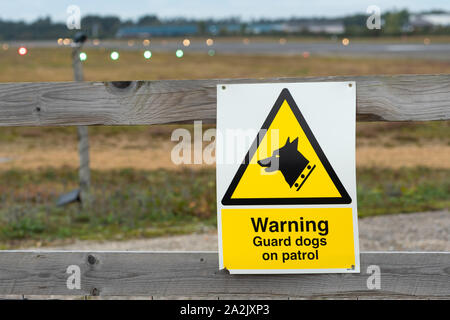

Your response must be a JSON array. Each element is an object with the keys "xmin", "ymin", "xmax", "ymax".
[
  {"xmin": 302, "ymin": 51, "xmax": 310, "ymax": 58},
  {"xmin": 143, "ymin": 39, "xmax": 150, "ymax": 46},
  {"xmin": 79, "ymin": 52, "xmax": 87, "ymax": 61},
  {"xmin": 128, "ymin": 40, "xmax": 135, "ymax": 47},
  {"xmin": 144, "ymin": 50, "xmax": 152, "ymax": 59},
  {"xmin": 57, "ymin": 38, "xmax": 63, "ymax": 45},
  {"xmin": 18, "ymin": 46, "xmax": 28, "ymax": 56},
  {"xmin": 208, "ymin": 49, "xmax": 216, "ymax": 56},
  {"xmin": 110, "ymin": 51, "xmax": 120, "ymax": 60},
  {"xmin": 176, "ymin": 49, "xmax": 184, "ymax": 58},
  {"xmin": 206, "ymin": 38, "xmax": 214, "ymax": 46},
  {"xmin": 63, "ymin": 38, "xmax": 71, "ymax": 45},
  {"xmin": 342, "ymin": 38, "xmax": 350, "ymax": 46},
  {"xmin": 183, "ymin": 39, "xmax": 191, "ymax": 47},
  {"xmin": 92, "ymin": 39, "xmax": 100, "ymax": 46},
  {"xmin": 2, "ymin": 44, "xmax": 9, "ymax": 50}
]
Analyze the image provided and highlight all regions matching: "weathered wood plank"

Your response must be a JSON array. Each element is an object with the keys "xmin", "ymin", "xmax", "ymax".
[
  {"xmin": 0, "ymin": 251, "xmax": 448, "ymax": 298},
  {"xmin": 0, "ymin": 74, "xmax": 448, "ymax": 126}
]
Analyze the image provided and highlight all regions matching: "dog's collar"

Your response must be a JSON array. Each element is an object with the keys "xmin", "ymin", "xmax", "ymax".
[{"xmin": 294, "ymin": 163, "xmax": 316, "ymax": 191}]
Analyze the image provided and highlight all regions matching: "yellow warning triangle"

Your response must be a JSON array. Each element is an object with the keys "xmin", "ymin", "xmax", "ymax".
[{"xmin": 221, "ymin": 88, "xmax": 351, "ymax": 205}]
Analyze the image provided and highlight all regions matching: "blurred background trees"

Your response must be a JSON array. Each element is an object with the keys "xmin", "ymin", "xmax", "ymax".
[{"xmin": 0, "ymin": 9, "xmax": 448, "ymax": 40}]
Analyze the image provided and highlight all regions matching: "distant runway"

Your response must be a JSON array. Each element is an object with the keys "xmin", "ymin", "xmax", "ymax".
[{"xmin": 8, "ymin": 40, "xmax": 450, "ymax": 60}]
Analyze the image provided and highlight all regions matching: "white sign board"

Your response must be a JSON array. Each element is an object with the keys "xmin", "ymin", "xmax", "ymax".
[{"xmin": 216, "ymin": 82, "xmax": 359, "ymax": 274}]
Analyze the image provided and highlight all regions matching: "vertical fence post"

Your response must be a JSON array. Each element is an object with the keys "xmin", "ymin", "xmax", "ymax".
[{"xmin": 72, "ymin": 34, "xmax": 91, "ymax": 207}]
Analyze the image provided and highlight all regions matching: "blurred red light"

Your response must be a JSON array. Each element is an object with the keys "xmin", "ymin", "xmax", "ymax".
[{"xmin": 18, "ymin": 47, "xmax": 28, "ymax": 56}]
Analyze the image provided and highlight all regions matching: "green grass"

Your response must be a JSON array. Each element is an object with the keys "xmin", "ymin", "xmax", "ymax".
[
  {"xmin": 0, "ymin": 168, "xmax": 216, "ymax": 244},
  {"xmin": 0, "ymin": 167, "xmax": 448, "ymax": 247},
  {"xmin": 356, "ymin": 167, "xmax": 449, "ymax": 217}
]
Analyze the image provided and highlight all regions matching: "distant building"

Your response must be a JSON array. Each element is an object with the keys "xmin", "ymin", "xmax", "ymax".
[
  {"xmin": 409, "ymin": 13, "xmax": 450, "ymax": 28},
  {"xmin": 285, "ymin": 21, "xmax": 344, "ymax": 34},
  {"xmin": 212, "ymin": 23, "xmax": 285, "ymax": 34},
  {"xmin": 306, "ymin": 23, "xmax": 345, "ymax": 34},
  {"xmin": 247, "ymin": 23, "xmax": 285, "ymax": 34},
  {"xmin": 116, "ymin": 25, "xmax": 198, "ymax": 38},
  {"xmin": 208, "ymin": 24, "xmax": 241, "ymax": 35},
  {"xmin": 116, "ymin": 20, "xmax": 346, "ymax": 38}
]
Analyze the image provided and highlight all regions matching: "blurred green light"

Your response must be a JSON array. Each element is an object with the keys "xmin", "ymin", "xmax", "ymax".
[
  {"xmin": 110, "ymin": 51, "xmax": 119, "ymax": 61},
  {"xmin": 176, "ymin": 49, "xmax": 184, "ymax": 58},
  {"xmin": 144, "ymin": 50, "xmax": 152, "ymax": 59},
  {"xmin": 79, "ymin": 52, "xmax": 87, "ymax": 61},
  {"xmin": 208, "ymin": 49, "xmax": 215, "ymax": 56}
]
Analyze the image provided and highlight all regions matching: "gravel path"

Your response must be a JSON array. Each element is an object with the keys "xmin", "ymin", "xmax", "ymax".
[{"xmin": 29, "ymin": 210, "xmax": 449, "ymax": 251}]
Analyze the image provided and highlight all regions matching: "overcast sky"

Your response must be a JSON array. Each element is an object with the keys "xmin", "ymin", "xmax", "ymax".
[{"xmin": 1, "ymin": 0, "xmax": 449, "ymax": 22}]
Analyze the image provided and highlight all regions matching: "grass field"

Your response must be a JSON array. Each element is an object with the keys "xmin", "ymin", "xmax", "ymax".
[
  {"xmin": 1, "ymin": 47, "xmax": 450, "ymax": 82},
  {"xmin": 0, "ymin": 47, "xmax": 448, "ymax": 247}
]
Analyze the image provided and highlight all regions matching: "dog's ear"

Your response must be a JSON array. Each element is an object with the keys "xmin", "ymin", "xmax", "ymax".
[
  {"xmin": 290, "ymin": 137, "xmax": 299, "ymax": 149},
  {"xmin": 285, "ymin": 137, "xmax": 290, "ymax": 144}
]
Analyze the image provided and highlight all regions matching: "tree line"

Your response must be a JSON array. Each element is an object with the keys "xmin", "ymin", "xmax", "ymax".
[{"xmin": 0, "ymin": 10, "xmax": 448, "ymax": 40}]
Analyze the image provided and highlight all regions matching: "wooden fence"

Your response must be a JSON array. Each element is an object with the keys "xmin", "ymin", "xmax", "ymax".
[{"xmin": 0, "ymin": 74, "xmax": 449, "ymax": 299}]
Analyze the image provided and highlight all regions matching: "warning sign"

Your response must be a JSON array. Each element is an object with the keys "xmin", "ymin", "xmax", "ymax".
[
  {"xmin": 221, "ymin": 88, "xmax": 351, "ymax": 205},
  {"xmin": 216, "ymin": 82, "xmax": 360, "ymax": 274}
]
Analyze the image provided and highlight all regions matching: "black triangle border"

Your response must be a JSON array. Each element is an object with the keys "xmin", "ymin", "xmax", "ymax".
[{"xmin": 221, "ymin": 88, "xmax": 352, "ymax": 205}]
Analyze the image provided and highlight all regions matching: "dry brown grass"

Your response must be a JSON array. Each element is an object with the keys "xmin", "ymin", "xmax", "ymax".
[
  {"xmin": 0, "ymin": 127, "xmax": 448, "ymax": 171},
  {"xmin": 1, "ymin": 48, "xmax": 450, "ymax": 83}
]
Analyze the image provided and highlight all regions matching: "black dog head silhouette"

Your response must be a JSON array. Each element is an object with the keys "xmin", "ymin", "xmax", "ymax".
[{"xmin": 257, "ymin": 137, "xmax": 309, "ymax": 188}]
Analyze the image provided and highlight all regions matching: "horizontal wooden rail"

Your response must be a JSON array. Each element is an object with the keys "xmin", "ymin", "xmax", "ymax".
[
  {"xmin": 0, "ymin": 74, "xmax": 449, "ymax": 126},
  {"xmin": 0, "ymin": 251, "xmax": 448, "ymax": 298}
]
